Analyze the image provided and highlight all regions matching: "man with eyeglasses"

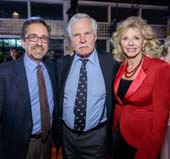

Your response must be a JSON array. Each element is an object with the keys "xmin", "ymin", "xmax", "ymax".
[{"xmin": 0, "ymin": 17, "xmax": 58, "ymax": 159}]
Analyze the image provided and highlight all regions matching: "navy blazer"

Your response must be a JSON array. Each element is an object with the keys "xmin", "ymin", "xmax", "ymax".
[
  {"xmin": 54, "ymin": 51, "xmax": 119, "ymax": 154},
  {"xmin": 0, "ymin": 56, "xmax": 57, "ymax": 159}
]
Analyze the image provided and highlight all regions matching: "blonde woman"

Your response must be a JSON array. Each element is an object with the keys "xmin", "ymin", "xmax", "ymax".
[{"xmin": 111, "ymin": 16, "xmax": 170, "ymax": 159}]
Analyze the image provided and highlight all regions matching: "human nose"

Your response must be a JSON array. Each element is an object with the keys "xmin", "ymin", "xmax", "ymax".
[
  {"xmin": 37, "ymin": 37, "xmax": 43, "ymax": 45},
  {"xmin": 79, "ymin": 35, "xmax": 86, "ymax": 43},
  {"xmin": 128, "ymin": 39, "xmax": 134, "ymax": 45}
]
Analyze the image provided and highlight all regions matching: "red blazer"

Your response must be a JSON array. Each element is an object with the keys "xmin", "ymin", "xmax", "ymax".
[{"xmin": 112, "ymin": 56, "xmax": 170, "ymax": 159}]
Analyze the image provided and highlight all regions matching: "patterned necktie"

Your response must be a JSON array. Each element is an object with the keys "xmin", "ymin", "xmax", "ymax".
[
  {"xmin": 37, "ymin": 65, "xmax": 50, "ymax": 141},
  {"xmin": 74, "ymin": 59, "xmax": 88, "ymax": 131}
]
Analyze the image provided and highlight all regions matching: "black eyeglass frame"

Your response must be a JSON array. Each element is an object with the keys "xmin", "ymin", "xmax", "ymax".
[{"xmin": 24, "ymin": 33, "xmax": 49, "ymax": 43}]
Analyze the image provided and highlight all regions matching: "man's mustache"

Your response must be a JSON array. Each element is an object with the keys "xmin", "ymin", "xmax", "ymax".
[
  {"xmin": 77, "ymin": 44, "xmax": 90, "ymax": 49},
  {"xmin": 32, "ymin": 45, "xmax": 44, "ymax": 51}
]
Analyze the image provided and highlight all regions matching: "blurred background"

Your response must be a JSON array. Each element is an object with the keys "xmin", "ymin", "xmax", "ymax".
[{"xmin": 0, "ymin": 0, "xmax": 169, "ymax": 63}]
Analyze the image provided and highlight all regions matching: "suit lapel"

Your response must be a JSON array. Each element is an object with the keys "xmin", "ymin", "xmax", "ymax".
[
  {"xmin": 97, "ymin": 52, "xmax": 110, "ymax": 92},
  {"xmin": 61, "ymin": 55, "xmax": 74, "ymax": 92},
  {"xmin": 114, "ymin": 64, "xmax": 125, "ymax": 104},
  {"xmin": 13, "ymin": 57, "xmax": 32, "ymax": 123},
  {"xmin": 44, "ymin": 61, "xmax": 57, "ymax": 104},
  {"xmin": 115, "ymin": 57, "xmax": 148, "ymax": 103},
  {"xmin": 97, "ymin": 52, "xmax": 113, "ymax": 118},
  {"xmin": 59, "ymin": 55, "xmax": 74, "ymax": 114},
  {"xmin": 125, "ymin": 58, "xmax": 148, "ymax": 99},
  {"xmin": 125, "ymin": 68, "xmax": 146, "ymax": 99}
]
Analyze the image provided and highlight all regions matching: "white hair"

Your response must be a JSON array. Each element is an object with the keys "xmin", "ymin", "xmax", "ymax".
[{"xmin": 66, "ymin": 13, "xmax": 98, "ymax": 38}]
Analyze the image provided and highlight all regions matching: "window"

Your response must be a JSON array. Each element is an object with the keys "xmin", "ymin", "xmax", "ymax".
[
  {"xmin": 16, "ymin": 39, "xmax": 21, "ymax": 47},
  {"xmin": 0, "ymin": 1, "xmax": 27, "ymax": 18},
  {"xmin": 0, "ymin": 39, "xmax": 3, "ymax": 47},
  {"xmin": 142, "ymin": 9, "xmax": 168, "ymax": 25},
  {"xmin": 0, "ymin": 38, "xmax": 21, "ymax": 63},
  {"xmin": 31, "ymin": 3, "xmax": 63, "ymax": 20},
  {"xmin": 78, "ymin": 5, "xmax": 108, "ymax": 22},
  {"xmin": 111, "ymin": 7, "xmax": 139, "ymax": 22},
  {"xmin": 3, "ymin": 39, "xmax": 17, "ymax": 47}
]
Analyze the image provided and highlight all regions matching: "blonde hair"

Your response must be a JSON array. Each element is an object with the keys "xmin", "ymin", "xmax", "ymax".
[{"xmin": 111, "ymin": 16, "xmax": 161, "ymax": 62}]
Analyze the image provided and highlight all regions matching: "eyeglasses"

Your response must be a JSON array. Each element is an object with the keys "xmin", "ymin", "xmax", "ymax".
[{"xmin": 25, "ymin": 34, "xmax": 49, "ymax": 43}]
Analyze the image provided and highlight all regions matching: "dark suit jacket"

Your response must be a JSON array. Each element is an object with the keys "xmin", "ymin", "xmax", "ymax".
[
  {"xmin": 113, "ymin": 56, "xmax": 170, "ymax": 159},
  {"xmin": 4, "ymin": 55, "xmax": 14, "ymax": 62},
  {"xmin": 0, "ymin": 56, "xmax": 57, "ymax": 159},
  {"xmin": 54, "ymin": 51, "xmax": 119, "ymax": 154}
]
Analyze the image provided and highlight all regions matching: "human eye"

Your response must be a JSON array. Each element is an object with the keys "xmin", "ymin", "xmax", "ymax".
[
  {"xmin": 85, "ymin": 32, "xmax": 91, "ymax": 36},
  {"xmin": 72, "ymin": 33, "xmax": 80, "ymax": 38},
  {"xmin": 121, "ymin": 36, "xmax": 128, "ymax": 41},
  {"xmin": 41, "ymin": 35, "xmax": 49, "ymax": 42},
  {"xmin": 28, "ymin": 34, "xmax": 38, "ymax": 41},
  {"xmin": 134, "ymin": 36, "xmax": 140, "ymax": 40}
]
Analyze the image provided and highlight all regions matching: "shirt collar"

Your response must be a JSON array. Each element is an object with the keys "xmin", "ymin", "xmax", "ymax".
[
  {"xmin": 24, "ymin": 53, "xmax": 44, "ymax": 72},
  {"xmin": 74, "ymin": 49, "xmax": 98, "ymax": 65}
]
